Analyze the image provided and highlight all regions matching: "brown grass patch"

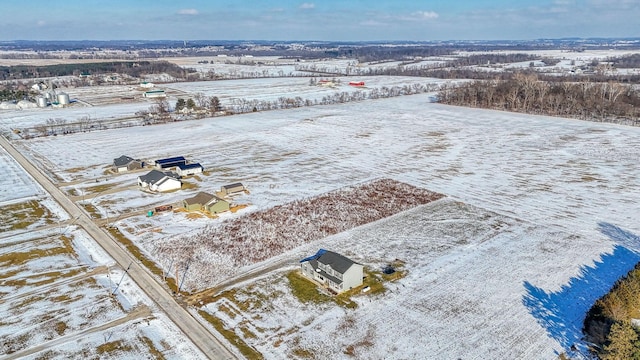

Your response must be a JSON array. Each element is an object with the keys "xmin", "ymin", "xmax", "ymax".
[
  {"xmin": 0, "ymin": 200, "xmax": 55, "ymax": 232},
  {"xmin": 97, "ymin": 340, "xmax": 133, "ymax": 354},
  {"xmin": 198, "ymin": 310, "xmax": 263, "ymax": 359},
  {"xmin": 140, "ymin": 336, "xmax": 166, "ymax": 360}
]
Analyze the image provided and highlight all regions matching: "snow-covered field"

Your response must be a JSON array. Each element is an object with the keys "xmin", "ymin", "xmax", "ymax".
[
  {"xmin": 10, "ymin": 90, "xmax": 640, "ymax": 357},
  {"xmin": 0, "ymin": 146, "xmax": 42, "ymax": 205}
]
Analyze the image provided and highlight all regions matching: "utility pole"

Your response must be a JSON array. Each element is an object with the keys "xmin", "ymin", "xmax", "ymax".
[{"xmin": 111, "ymin": 262, "xmax": 132, "ymax": 295}]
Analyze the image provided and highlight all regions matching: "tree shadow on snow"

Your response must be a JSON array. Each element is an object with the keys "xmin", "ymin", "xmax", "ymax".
[{"xmin": 522, "ymin": 223, "xmax": 640, "ymax": 354}]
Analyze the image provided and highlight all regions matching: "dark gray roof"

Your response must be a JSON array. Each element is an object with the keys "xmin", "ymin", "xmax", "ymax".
[
  {"xmin": 114, "ymin": 155, "xmax": 134, "ymax": 167},
  {"xmin": 184, "ymin": 191, "xmax": 215, "ymax": 206},
  {"xmin": 222, "ymin": 182, "xmax": 244, "ymax": 190},
  {"xmin": 317, "ymin": 251, "xmax": 357, "ymax": 274},
  {"xmin": 156, "ymin": 156, "xmax": 186, "ymax": 164},
  {"xmin": 309, "ymin": 259, "xmax": 343, "ymax": 285},
  {"xmin": 139, "ymin": 170, "xmax": 178, "ymax": 185},
  {"xmin": 178, "ymin": 163, "xmax": 203, "ymax": 170}
]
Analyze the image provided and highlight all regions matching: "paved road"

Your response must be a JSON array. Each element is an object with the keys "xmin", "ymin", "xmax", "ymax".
[{"xmin": 0, "ymin": 135, "xmax": 236, "ymax": 360}]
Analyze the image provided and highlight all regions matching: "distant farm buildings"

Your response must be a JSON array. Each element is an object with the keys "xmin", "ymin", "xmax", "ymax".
[
  {"xmin": 143, "ymin": 90, "xmax": 166, "ymax": 98},
  {"xmin": 112, "ymin": 155, "xmax": 144, "ymax": 173},
  {"xmin": 183, "ymin": 191, "xmax": 230, "ymax": 214},
  {"xmin": 348, "ymin": 81, "xmax": 365, "ymax": 87},
  {"xmin": 138, "ymin": 170, "xmax": 181, "ymax": 192},
  {"xmin": 300, "ymin": 249, "xmax": 364, "ymax": 294}
]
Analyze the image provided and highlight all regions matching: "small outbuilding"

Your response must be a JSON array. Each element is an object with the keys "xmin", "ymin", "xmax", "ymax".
[
  {"xmin": 176, "ymin": 163, "xmax": 204, "ymax": 177},
  {"xmin": 138, "ymin": 170, "xmax": 181, "ymax": 192},
  {"xmin": 154, "ymin": 156, "xmax": 187, "ymax": 170},
  {"xmin": 143, "ymin": 89, "xmax": 166, "ymax": 98},
  {"xmin": 300, "ymin": 249, "xmax": 364, "ymax": 294},
  {"xmin": 183, "ymin": 191, "xmax": 230, "ymax": 214},
  {"xmin": 113, "ymin": 155, "xmax": 144, "ymax": 173},
  {"xmin": 220, "ymin": 182, "xmax": 246, "ymax": 196}
]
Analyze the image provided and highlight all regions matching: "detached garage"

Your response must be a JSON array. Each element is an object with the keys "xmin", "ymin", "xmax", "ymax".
[{"xmin": 176, "ymin": 163, "xmax": 204, "ymax": 177}]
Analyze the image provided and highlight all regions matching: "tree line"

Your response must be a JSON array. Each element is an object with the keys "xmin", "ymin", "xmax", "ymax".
[
  {"xmin": 0, "ymin": 61, "xmax": 196, "ymax": 81},
  {"xmin": 436, "ymin": 74, "xmax": 640, "ymax": 125},
  {"xmin": 584, "ymin": 262, "xmax": 640, "ymax": 359}
]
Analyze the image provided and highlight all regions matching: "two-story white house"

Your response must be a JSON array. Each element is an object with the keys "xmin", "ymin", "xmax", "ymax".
[{"xmin": 300, "ymin": 249, "xmax": 364, "ymax": 294}]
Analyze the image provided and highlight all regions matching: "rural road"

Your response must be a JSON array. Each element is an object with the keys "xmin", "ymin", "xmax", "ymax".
[{"xmin": 0, "ymin": 135, "xmax": 237, "ymax": 360}]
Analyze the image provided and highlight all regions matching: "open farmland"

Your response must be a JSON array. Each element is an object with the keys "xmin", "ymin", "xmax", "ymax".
[
  {"xmin": 152, "ymin": 179, "xmax": 443, "ymax": 289},
  {"xmin": 8, "ymin": 86, "xmax": 640, "ymax": 358},
  {"xmin": 0, "ymin": 146, "xmax": 42, "ymax": 205}
]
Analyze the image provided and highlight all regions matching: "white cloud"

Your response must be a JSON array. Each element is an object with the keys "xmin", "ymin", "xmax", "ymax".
[
  {"xmin": 299, "ymin": 3, "xmax": 315, "ymax": 9},
  {"xmin": 177, "ymin": 9, "xmax": 199, "ymax": 15},
  {"xmin": 412, "ymin": 11, "xmax": 439, "ymax": 20},
  {"xmin": 36, "ymin": 20, "xmax": 46, "ymax": 27}
]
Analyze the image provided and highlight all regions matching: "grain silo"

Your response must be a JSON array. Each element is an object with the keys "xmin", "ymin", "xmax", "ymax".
[
  {"xmin": 36, "ymin": 96, "xmax": 48, "ymax": 108},
  {"xmin": 57, "ymin": 93, "xmax": 70, "ymax": 105}
]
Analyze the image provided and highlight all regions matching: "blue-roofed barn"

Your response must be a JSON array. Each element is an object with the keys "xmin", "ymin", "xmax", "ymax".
[{"xmin": 154, "ymin": 156, "xmax": 187, "ymax": 169}]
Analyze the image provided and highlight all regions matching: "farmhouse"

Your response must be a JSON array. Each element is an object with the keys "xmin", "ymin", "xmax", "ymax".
[
  {"xmin": 300, "ymin": 249, "xmax": 364, "ymax": 294},
  {"xmin": 220, "ymin": 182, "xmax": 246, "ymax": 196},
  {"xmin": 138, "ymin": 170, "xmax": 181, "ymax": 192},
  {"xmin": 154, "ymin": 156, "xmax": 187, "ymax": 169},
  {"xmin": 183, "ymin": 191, "xmax": 230, "ymax": 214},
  {"xmin": 176, "ymin": 163, "xmax": 204, "ymax": 177},
  {"xmin": 112, "ymin": 155, "xmax": 144, "ymax": 173}
]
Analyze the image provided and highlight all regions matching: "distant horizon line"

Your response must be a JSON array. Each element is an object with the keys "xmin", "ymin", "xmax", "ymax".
[{"xmin": 2, "ymin": 37, "xmax": 640, "ymax": 44}]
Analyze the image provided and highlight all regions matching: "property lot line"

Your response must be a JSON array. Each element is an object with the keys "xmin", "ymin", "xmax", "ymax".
[
  {"xmin": 0, "ymin": 265, "xmax": 107, "ymax": 305},
  {"xmin": 0, "ymin": 135, "xmax": 236, "ymax": 360},
  {"xmin": 2, "ymin": 304, "xmax": 152, "ymax": 360}
]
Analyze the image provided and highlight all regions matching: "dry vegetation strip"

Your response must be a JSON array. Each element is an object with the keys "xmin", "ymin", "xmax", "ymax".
[
  {"xmin": 198, "ymin": 310, "xmax": 263, "ymax": 360},
  {"xmin": 0, "ymin": 200, "xmax": 55, "ymax": 232},
  {"xmin": 156, "ymin": 179, "xmax": 443, "ymax": 290},
  {"xmin": 106, "ymin": 227, "xmax": 179, "ymax": 294}
]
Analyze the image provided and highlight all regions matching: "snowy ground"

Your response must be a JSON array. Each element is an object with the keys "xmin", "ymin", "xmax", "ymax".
[
  {"xmin": 10, "ymin": 91, "xmax": 640, "ymax": 358},
  {"xmin": 0, "ymin": 145, "xmax": 42, "ymax": 205}
]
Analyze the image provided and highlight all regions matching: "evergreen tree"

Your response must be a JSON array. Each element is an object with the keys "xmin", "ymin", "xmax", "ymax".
[{"xmin": 175, "ymin": 98, "xmax": 185, "ymax": 111}]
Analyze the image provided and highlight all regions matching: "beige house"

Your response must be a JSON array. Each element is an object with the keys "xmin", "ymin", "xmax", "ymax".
[
  {"xmin": 300, "ymin": 250, "xmax": 364, "ymax": 294},
  {"xmin": 183, "ymin": 191, "xmax": 230, "ymax": 214}
]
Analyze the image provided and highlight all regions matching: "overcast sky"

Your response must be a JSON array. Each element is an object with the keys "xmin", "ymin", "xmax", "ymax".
[{"xmin": 1, "ymin": 0, "xmax": 638, "ymax": 41}]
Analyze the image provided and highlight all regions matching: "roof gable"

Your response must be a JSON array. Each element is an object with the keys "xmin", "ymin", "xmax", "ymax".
[
  {"xmin": 114, "ymin": 155, "xmax": 134, "ymax": 167},
  {"xmin": 184, "ymin": 192, "xmax": 215, "ymax": 206},
  {"xmin": 139, "ymin": 170, "xmax": 178, "ymax": 185},
  {"xmin": 317, "ymin": 251, "xmax": 357, "ymax": 274}
]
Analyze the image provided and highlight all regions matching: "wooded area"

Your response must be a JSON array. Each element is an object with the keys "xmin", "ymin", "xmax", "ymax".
[
  {"xmin": 584, "ymin": 263, "xmax": 640, "ymax": 359},
  {"xmin": 0, "ymin": 61, "xmax": 195, "ymax": 80},
  {"xmin": 437, "ymin": 74, "xmax": 640, "ymax": 125}
]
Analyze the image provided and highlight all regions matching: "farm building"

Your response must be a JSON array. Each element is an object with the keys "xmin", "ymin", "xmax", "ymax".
[
  {"xmin": 138, "ymin": 170, "xmax": 181, "ymax": 192},
  {"xmin": 348, "ymin": 81, "xmax": 365, "ymax": 86},
  {"xmin": 300, "ymin": 249, "xmax": 364, "ymax": 294},
  {"xmin": 112, "ymin": 155, "xmax": 144, "ymax": 173},
  {"xmin": 143, "ymin": 90, "xmax": 166, "ymax": 98},
  {"xmin": 220, "ymin": 182, "xmax": 246, "ymax": 196},
  {"xmin": 176, "ymin": 163, "xmax": 204, "ymax": 177},
  {"xmin": 183, "ymin": 191, "xmax": 230, "ymax": 214},
  {"xmin": 154, "ymin": 156, "xmax": 187, "ymax": 169}
]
